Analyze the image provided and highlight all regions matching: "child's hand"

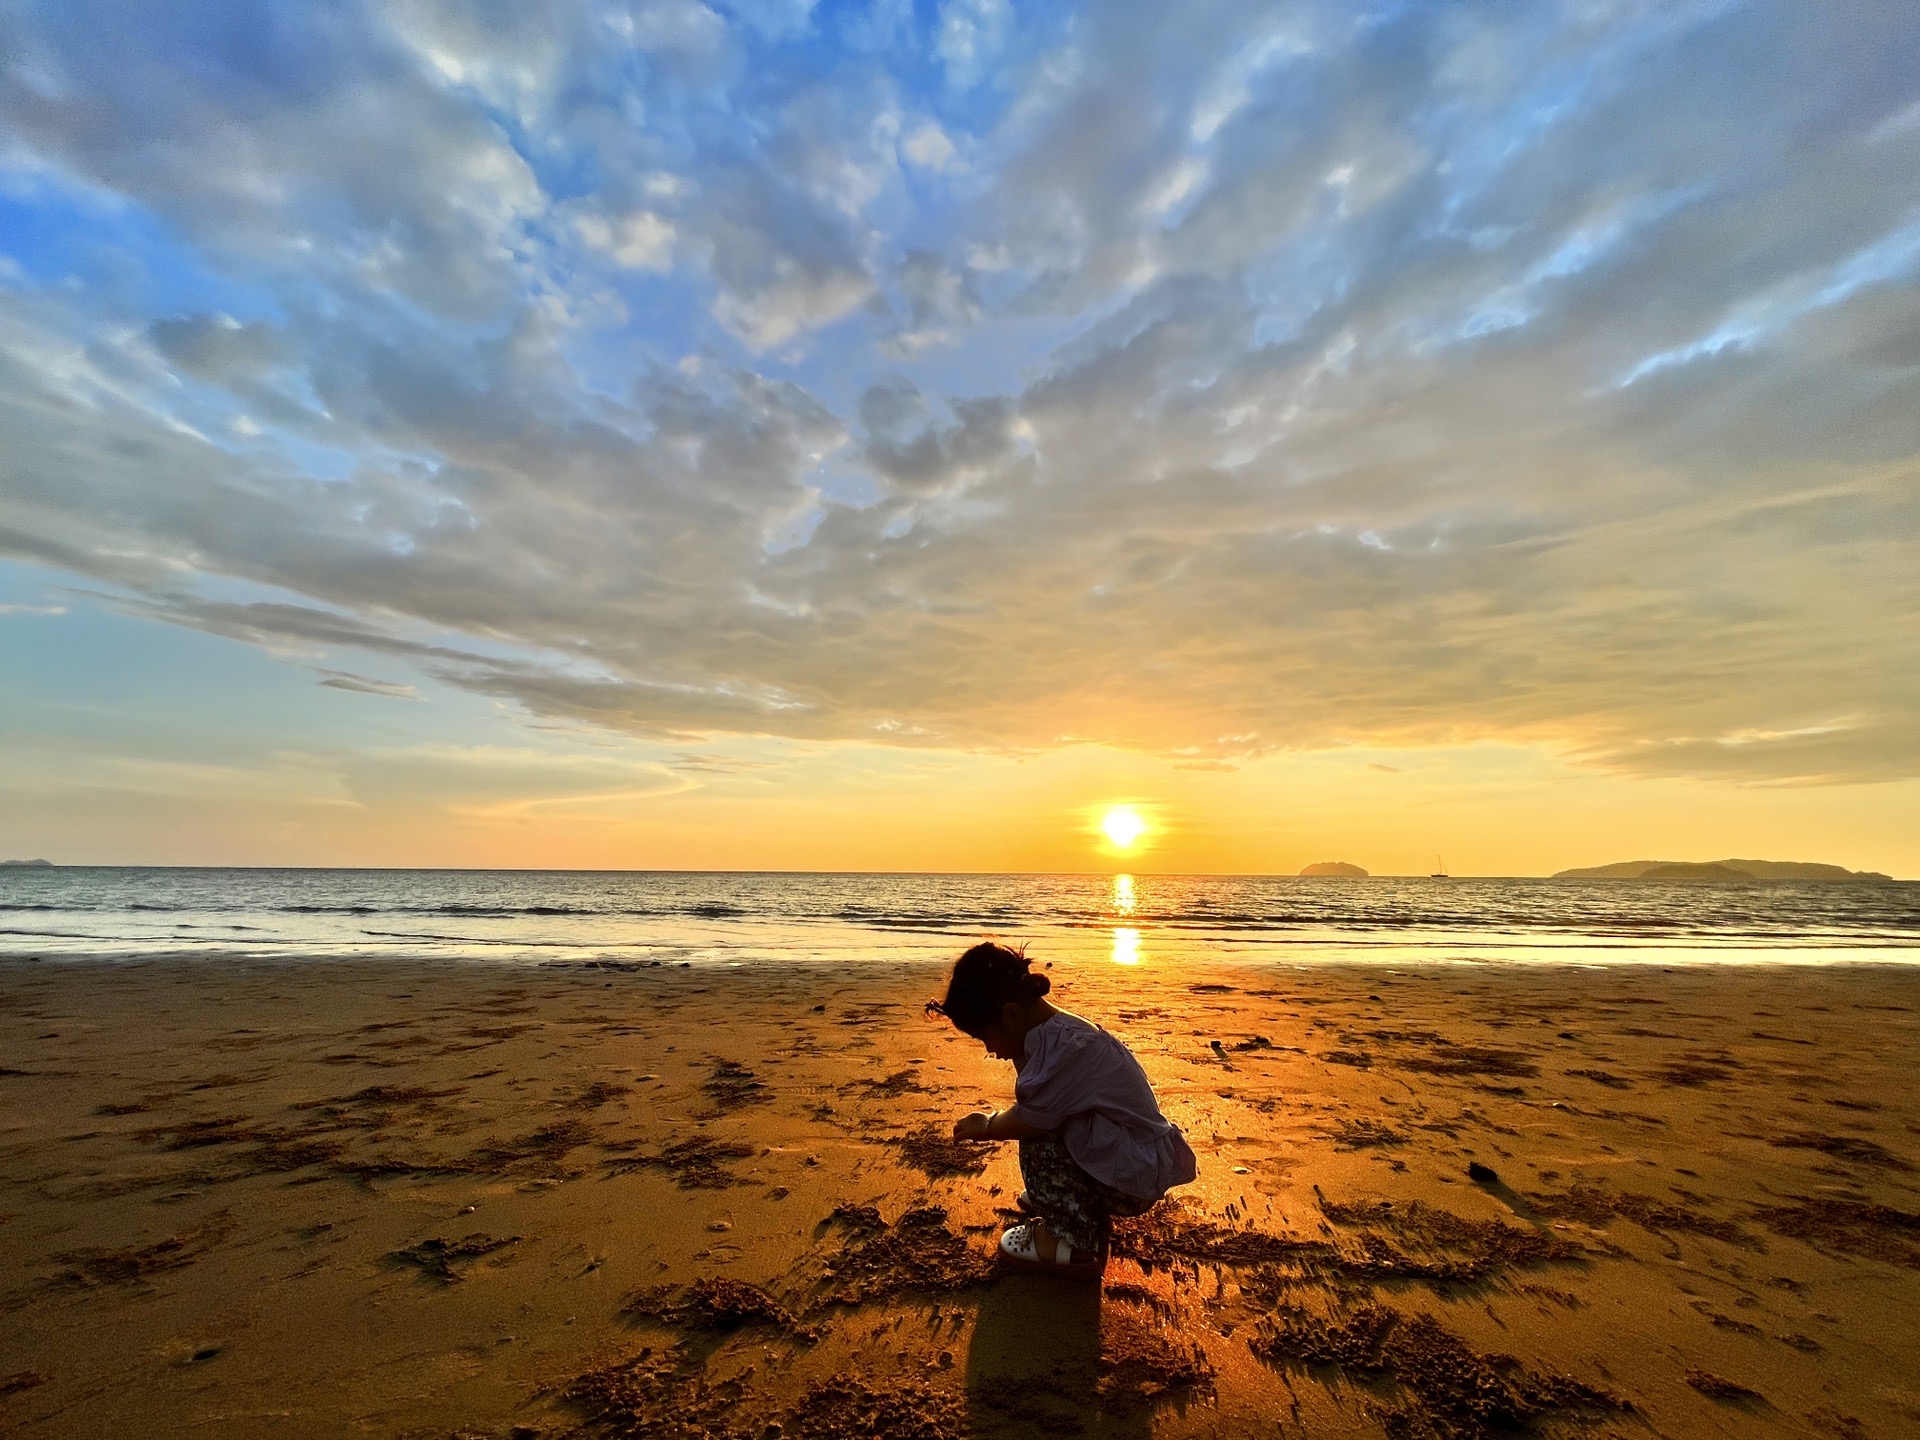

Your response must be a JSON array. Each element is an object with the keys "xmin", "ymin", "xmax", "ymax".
[{"xmin": 952, "ymin": 1111, "xmax": 993, "ymax": 1141}]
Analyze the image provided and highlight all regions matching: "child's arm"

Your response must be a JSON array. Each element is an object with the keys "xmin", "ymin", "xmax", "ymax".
[{"xmin": 952, "ymin": 1108, "xmax": 1049, "ymax": 1142}]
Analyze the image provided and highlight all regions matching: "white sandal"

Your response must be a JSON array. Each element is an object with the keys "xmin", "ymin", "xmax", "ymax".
[{"xmin": 997, "ymin": 1220, "xmax": 1104, "ymax": 1280}]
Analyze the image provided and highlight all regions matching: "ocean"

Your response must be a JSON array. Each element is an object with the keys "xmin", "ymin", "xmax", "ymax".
[{"xmin": 1, "ymin": 867, "xmax": 1916, "ymax": 969}]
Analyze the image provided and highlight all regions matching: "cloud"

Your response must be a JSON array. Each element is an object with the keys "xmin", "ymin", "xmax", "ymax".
[
  {"xmin": 935, "ymin": 0, "xmax": 1011, "ymax": 91},
  {"xmin": 575, "ymin": 210, "xmax": 677, "ymax": 271},
  {"xmin": 0, "ymin": 0, "xmax": 1916, "ymax": 788},
  {"xmin": 315, "ymin": 670, "xmax": 424, "ymax": 700},
  {"xmin": 901, "ymin": 120, "xmax": 959, "ymax": 173}
]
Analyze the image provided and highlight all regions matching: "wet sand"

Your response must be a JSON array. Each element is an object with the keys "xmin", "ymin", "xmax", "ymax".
[{"xmin": 1, "ymin": 954, "xmax": 1917, "ymax": 1438}]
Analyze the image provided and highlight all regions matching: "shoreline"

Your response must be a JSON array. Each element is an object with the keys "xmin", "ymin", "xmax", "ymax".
[
  {"xmin": 7, "ymin": 943, "xmax": 1920, "ymax": 971},
  {"xmin": 3, "ymin": 954, "xmax": 1917, "ymax": 1437}
]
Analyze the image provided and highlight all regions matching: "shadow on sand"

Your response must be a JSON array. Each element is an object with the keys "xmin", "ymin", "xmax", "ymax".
[{"xmin": 962, "ymin": 1275, "xmax": 1157, "ymax": 1440}]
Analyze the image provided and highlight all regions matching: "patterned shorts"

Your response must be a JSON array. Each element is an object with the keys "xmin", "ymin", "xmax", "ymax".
[{"xmin": 1018, "ymin": 1130, "xmax": 1156, "ymax": 1255}]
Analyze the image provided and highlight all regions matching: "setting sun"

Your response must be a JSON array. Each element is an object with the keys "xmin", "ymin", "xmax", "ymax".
[{"xmin": 1101, "ymin": 806, "xmax": 1148, "ymax": 850}]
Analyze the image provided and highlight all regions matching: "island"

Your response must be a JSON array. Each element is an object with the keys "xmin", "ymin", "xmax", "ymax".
[
  {"xmin": 1299, "ymin": 861, "xmax": 1369, "ymax": 877},
  {"xmin": 1553, "ymin": 858, "xmax": 1893, "ymax": 882},
  {"xmin": 0, "ymin": 858, "xmax": 54, "ymax": 868}
]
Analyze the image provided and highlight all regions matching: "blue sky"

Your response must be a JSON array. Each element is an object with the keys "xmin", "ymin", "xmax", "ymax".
[{"xmin": 2, "ymin": 0, "xmax": 1918, "ymax": 870}]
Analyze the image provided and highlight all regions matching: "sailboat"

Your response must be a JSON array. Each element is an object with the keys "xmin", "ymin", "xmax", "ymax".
[{"xmin": 1430, "ymin": 854, "xmax": 1449, "ymax": 879}]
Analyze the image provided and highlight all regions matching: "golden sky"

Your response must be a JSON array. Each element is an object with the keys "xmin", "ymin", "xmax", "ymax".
[{"xmin": 0, "ymin": 2, "xmax": 1916, "ymax": 875}]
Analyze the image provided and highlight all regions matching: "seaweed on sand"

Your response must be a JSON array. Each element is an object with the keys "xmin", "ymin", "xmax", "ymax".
[
  {"xmin": 566, "ymin": 1344, "xmax": 724, "ymax": 1440},
  {"xmin": 1765, "ymin": 1131, "xmax": 1911, "ymax": 1171},
  {"xmin": 1324, "ymin": 1119, "xmax": 1408, "ymax": 1150},
  {"xmin": 609, "ymin": 1135, "xmax": 756, "ymax": 1189},
  {"xmin": 387, "ymin": 1232, "xmax": 522, "ymax": 1283},
  {"xmin": 1098, "ymin": 1299, "xmax": 1214, "ymax": 1402},
  {"xmin": 817, "ymin": 1205, "xmax": 995, "ymax": 1303},
  {"xmin": 567, "ymin": 1346, "xmax": 962, "ymax": 1440},
  {"xmin": 850, "ymin": 1067, "xmax": 931, "ymax": 1098},
  {"xmin": 1109, "ymin": 1201, "xmax": 1325, "ymax": 1270},
  {"xmin": 1317, "ymin": 1197, "xmax": 1585, "ymax": 1286},
  {"xmin": 1684, "ymin": 1367, "xmax": 1763, "ymax": 1403},
  {"xmin": 136, "ymin": 1114, "xmax": 255, "ymax": 1150},
  {"xmin": 890, "ymin": 1126, "xmax": 991, "ymax": 1178},
  {"xmin": 624, "ymin": 1277, "xmax": 819, "ymax": 1339},
  {"xmin": 1654, "ymin": 1060, "xmax": 1734, "ymax": 1087},
  {"xmin": 1750, "ymin": 1196, "xmax": 1920, "ymax": 1267},
  {"xmin": 127, "ymin": 1111, "xmax": 355, "ymax": 1179},
  {"xmin": 1253, "ymin": 1302, "xmax": 1628, "ymax": 1439},
  {"xmin": 1525, "ymin": 1183, "xmax": 1756, "ymax": 1248},
  {"xmin": 1114, "ymin": 1196, "xmax": 1584, "ymax": 1296},
  {"xmin": 702, "ymin": 1060, "xmax": 772, "ymax": 1114},
  {"xmin": 1398, "ymin": 1046, "xmax": 1540, "ymax": 1080},
  {"xmin": 572, "ymin": 1080, "xmax": 634, "ymax": 1109},
  {"xmin": 462, "ymin": 1118, "xmax": 598, "ymax": 1174},
  {"xmin": 782, "ymin": 1376, "xmax": 963, "ymax": 1440},
  {"xmin": 53, "ymin": 1210, "xmax": 235, "ymax": 1288}
]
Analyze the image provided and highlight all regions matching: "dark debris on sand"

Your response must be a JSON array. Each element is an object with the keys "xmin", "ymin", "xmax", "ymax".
[
  {"xmin": 890, "ymin": 1125, "xmax": 992, "ymax": 1178},
  {"xmin": 1751, "ymin": 1197, "xmax": 1920, "ymax": 1267},
  {"xmin": 702, "ymin": 1060, "xmax": 772, "ymax": 1114},
  {"xmin": 1655, "ymin": 1059, "xmax": 1736, "ymax": 1087},
  {"xmin": 1316, "ymin": 1196, "xmax": 1585, "ymax": 1288},
  {"xmin": 1765, "ymin": 1131, "xmax": 1912, "ymax": 1171},
  {"xmin": 1325, "ymin": 1118, "xmax": 1408, "ymax": 1150},
  {"xmin": 849, "ymin": 1067, "xmax": 931, "ymax": 1099},
  {"xmin": 462, "ymin": 1118, "xmax": 597, "ymax": 1175},
  {"xmin": 566, "ymin": 1344, "xmax": 728, "ymax": 1440},
  {"xmin": 1254, "ymin": 1302, "xmax": 1629, "ymax": 1439},
  {"xmin": 1110, "ymin": 1200, "xmax": 1324, "ymax": 1270},
  {"xmin": 611, "ymin": 1135, "xmax": 757, "ymax": 1189},
  {"xmin": 572, "ymin": 1080, "xmax": 634, "ymax": 1109},
  {"xmin": 817, "ymin": 1205, "xmax": 995, "ymax": 1304},
  {"xmin": 1526, "ymin": 1183, "xmax": 1756, "ymax": 1248},
  {"xmin": 624, "ymin": 1277, "xmax": 819, "ymax": 1340},
  {"xmin": 387, "ymin": 1232, "xmax": 522, "ymax": 1283},
  {"xmin": 1684, "ymin": 1366, "xmax": 1764, "ymax": 1403},
  {"xmin": 567, "ymin": 1345, "xmax": 962, "ymax": 1440},
  {"xmin": 1112, "ymin": 1197, "xmax": 1583, "ymax": 1295},
  {"xmin": 1398, "ymin": 1045, "xmax": 1540, "ymax": 1080},
  {"xmin": 52, "ymin": 1210, "xmax": 236, "ymax": 1288},
  {"xmin": 782, "ymin": 1376, "xmax": 963, "ymax": 1440},
  {"xmin": 1098, "ymin": 1299, "xmax": 1214, "ymax": 1401}
]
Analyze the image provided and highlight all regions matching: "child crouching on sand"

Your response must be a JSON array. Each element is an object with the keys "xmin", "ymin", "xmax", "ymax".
[{"xmin": 927, "ymin": 941, "xmax": 1196, "ymax": 1279}]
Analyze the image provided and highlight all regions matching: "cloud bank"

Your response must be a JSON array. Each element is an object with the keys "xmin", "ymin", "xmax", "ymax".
[{"xmin": 1, "ymin": 0, "xmax": 1916, "ymax": 783}]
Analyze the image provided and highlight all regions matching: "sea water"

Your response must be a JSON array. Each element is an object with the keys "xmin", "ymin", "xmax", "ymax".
[{"xmin": 1, "ymin": 868, "xmax": 1916, "ymax": 969}]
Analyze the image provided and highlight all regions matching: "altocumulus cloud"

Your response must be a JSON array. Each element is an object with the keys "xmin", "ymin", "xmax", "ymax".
[{"xmin": 1, "ymin": 0, "xmax": 1917, "ymax": 783}]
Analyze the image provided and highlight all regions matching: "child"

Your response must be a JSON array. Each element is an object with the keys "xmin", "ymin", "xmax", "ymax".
[{"xmin": 927, "ymin": 940, "xmax": 1197, "ymax": 1279}]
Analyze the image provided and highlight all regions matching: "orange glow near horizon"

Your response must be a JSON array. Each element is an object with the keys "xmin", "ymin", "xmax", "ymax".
[{"xmin": 6, "ymin": 730, "xmax": 1915, "ymax": 879}]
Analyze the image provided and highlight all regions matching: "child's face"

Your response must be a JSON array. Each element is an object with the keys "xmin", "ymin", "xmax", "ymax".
[{"xmin": 974, "ymin": 1002, "xmax": 1027, "ymax": 1061}]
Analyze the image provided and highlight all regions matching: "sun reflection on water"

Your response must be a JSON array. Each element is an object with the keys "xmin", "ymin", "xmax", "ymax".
[
  {"xmin": 1112, "ymin": 872, "xmax": 1135, "ymax": 915},
  {"xmin": 1111, "ymin": 926, "xmax": 1141, "ymax": 965}
]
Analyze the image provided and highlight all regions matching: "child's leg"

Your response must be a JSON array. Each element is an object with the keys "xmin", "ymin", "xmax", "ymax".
[{"xmin": 1016, "ymin": 1132, "xmax": 1117, "ymax": 1255}]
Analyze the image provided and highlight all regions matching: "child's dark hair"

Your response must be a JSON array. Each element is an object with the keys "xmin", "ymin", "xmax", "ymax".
[{"xmin": 925, "ymin": 941, "xmax": 1051, "ymax": 1036}]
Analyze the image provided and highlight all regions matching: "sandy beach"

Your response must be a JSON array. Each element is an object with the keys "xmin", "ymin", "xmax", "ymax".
[{"xmin": 2, "ymin": 954, "xmax": 1918, "ymax": 1439}]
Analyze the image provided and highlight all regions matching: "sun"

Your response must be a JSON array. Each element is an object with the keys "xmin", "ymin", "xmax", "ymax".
[{"xmin": 1101, "ymin": 805, "xmax": 1148, "ymax": 850}]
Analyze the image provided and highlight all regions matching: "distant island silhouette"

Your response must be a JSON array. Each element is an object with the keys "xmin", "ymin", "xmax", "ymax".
[
  {"xmin": 1554, "ymin": 859, "xmax": 1892, "ymax": 882},
  {"xmin": 1299, "ymin": 861, "xmax": 1369, "ymax": 877},
  {"xmin": 0, "ymin": 858, "xmax": 54, "ymax": 868}
]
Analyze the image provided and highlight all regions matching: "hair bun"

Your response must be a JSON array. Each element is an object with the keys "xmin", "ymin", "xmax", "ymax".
[{"xmin": 1027, "ymin": 972, "xmax": 1052, "ymax": 998}]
